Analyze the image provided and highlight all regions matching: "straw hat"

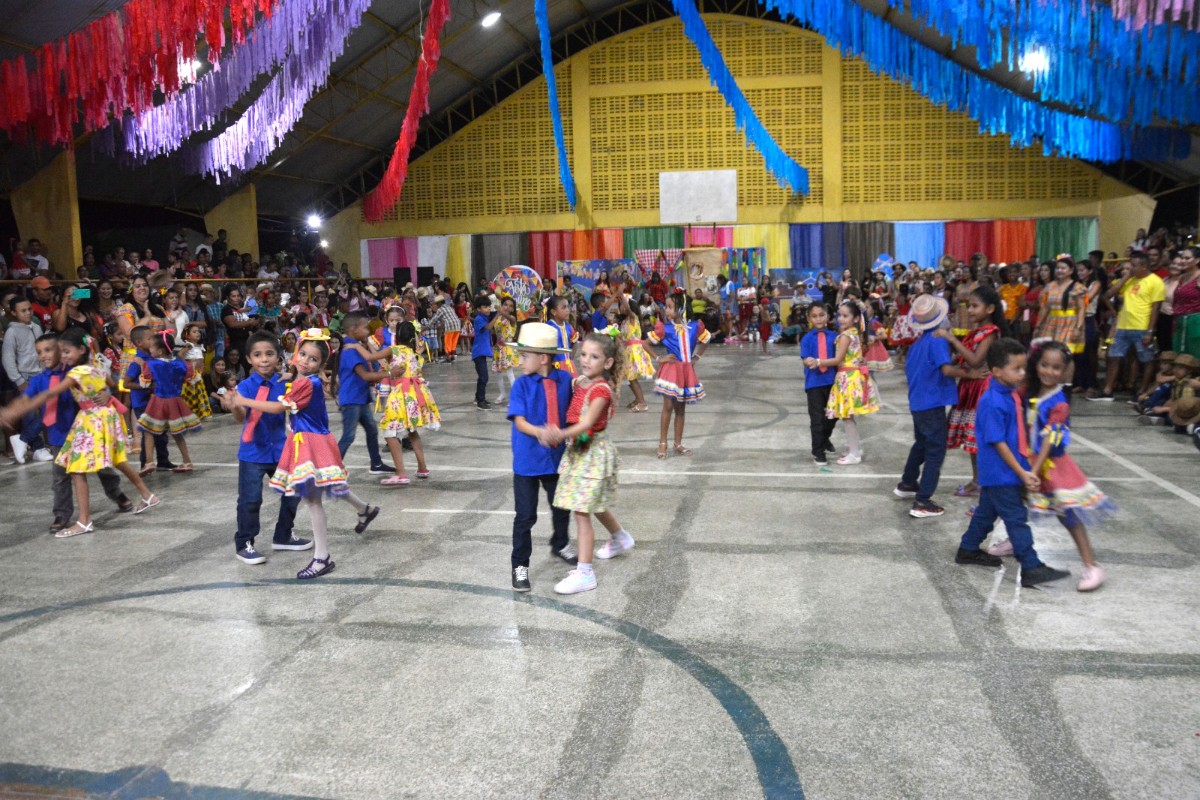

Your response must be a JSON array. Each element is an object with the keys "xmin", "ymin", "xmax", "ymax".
[
  {"xmin": 416, "ymin": 286, "xmax": 430, "ymax": 300},
  {"xmin": 1174, "ymin": 353, "xmax": 1200, "ymax": 373},
  {"xmin": 1170, "ymin": 395, "xmax": 1200, "ymax": 427},
  {"xmin": 505, "ymin": 322, "xmax": 571, "ymax": 353},
  {"xmin": 909, "ymin": 294, "xmax": 949, "ymax": 331}
]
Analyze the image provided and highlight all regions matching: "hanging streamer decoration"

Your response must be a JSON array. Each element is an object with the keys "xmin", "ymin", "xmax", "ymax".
[
  {"xmin": 759, "ymin": 0, "xmax": 1190, "ymax": 162},
  {"xmin": 363, "ymin": 0, "xmax": 451, "ymax": 224},
  {"xmin": 0, "ymin": 0, "xmax": 277, "ymax": 149},
  {"xmin": 96, "ymin": 0, "xmax": 334, "ymax": 163},
  {"xmin": 183, "ymin": 0, "xmax": 373, "ymax": 180},
  {"xmin": 1112, "ymin": 0, "xmax": 1200, "ymax": 31},
  {"xmin": 671, "ymin": 0, "xmax": 808, "ymax": 195},
  {"xmin": 534, "ymin": 0, "xmax": 578, "ymax": 211},
  {"xmin": 893, "ymin": 0, "xmax": 1200, "ymax": 126}
]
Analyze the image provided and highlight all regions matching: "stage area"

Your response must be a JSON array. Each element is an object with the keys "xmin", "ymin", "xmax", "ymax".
[{"xmin": 1, "ymin": 346, "xmax": 1198, "ymax": 799}]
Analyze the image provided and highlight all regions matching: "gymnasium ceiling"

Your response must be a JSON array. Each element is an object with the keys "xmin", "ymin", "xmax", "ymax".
[{"xmin": 0, "ymin": 0, "xmax": 1197, "ymax": 223}]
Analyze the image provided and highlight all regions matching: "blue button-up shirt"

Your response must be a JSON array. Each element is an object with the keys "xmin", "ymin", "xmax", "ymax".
[{"xmin": 236, "ymin": 372, "xmax": 290, "ymax": 464}]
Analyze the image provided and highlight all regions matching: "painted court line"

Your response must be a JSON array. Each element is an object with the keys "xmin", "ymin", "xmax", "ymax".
[
  {"xmin": 401, "ymin": 509, "xmax": 511, "ymax": 515},
  {"xmin": 1072, "ymin": 432, "xmax": 1200, "ymax": 510}
]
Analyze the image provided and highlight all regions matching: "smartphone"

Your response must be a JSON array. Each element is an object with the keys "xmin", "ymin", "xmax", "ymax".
[{"xmin": 71, "ymin": 288, "xmax": 91, "ymax": 299}]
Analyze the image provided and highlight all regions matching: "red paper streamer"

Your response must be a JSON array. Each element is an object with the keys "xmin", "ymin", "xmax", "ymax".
[
  {"xmin": 0, "ymin": 0, "xmax": 278, "ymax": 148},
  {"xmin": 363, "ymin": 0, "xmax": 451, "ymax": 224}
]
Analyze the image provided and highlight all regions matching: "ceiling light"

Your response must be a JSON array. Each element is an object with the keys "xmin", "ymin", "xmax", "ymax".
[
  {"xmin": 481, "ymin": 10, "xmax": 501, "ymax": 27},
  {"xmin": 319, "ymin": 239, "xmax": 329, "ymax": 249},
  {"xmin": 306, "ymin": 213, "xmax": 322, "ymax": 229},
  {"xmin": 1018, "ymin": 47, "xmax": 1050, "ymax": 76}
]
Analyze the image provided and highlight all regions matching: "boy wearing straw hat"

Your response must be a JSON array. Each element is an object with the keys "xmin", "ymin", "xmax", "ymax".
[
  {"xmin": 506, "ymin": 323, "xmax": 577, "ymax": 592},
  {"xmin": 894, "ymin": 295, "xmax": 978, "ymax": 518}
]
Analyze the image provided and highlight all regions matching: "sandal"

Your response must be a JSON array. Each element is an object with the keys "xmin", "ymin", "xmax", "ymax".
[
  {"xmin": 626, "ymin": 400, "xmax": 639, "ymax": 410},
  {"xmin": 415, "ymin": 470, "xmax": 431, "ymax": 479},
  {"xmin": 673, "ymin": 443, "xmax": 692, "ymax": 456},
  {"xmin": 657, "ymin": 441, "xmax": 667, "ymax": 460},
  {"xmin": 954, "ymin": 483, "xmax": 980, "ymax": 497},
  {"xmin": 297, "ymin": 555, "xmax": 335, "ymax": 579},
  {"xmin": 381, "ymin": 475, "xmax": 411, "ymax": 486},
  {"xmin": 55, "ymin": 520, "xmax": 94, "ymax": 538},
  {"xmin": 355, "ymin": 505, "xmax": 380, "ymax": 534},
  {"xmin": 137, "ymin": 464, "xmax": 156, "ymax": 477},
  {"xmin": 172, "ymin": 463, "xmax": 194, "ymax": 474},
  {"xmin": 630, "ymin": 403, "xmax": 649, "ymax": 413},
  {"xmin": 133, "ymin": 494, "xmax": 161, "ymax": 514}
]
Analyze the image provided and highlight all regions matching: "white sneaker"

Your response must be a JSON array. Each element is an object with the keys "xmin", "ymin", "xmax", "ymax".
[
  {"xmin": 554, "ymin": 568, "xmax": 597, "ymax": 594},
  {"xmin": 9, "ymin": 436, "xmax": 28, "ymax": 464},
  {"xmin": 31, "ymin": 448, "xmax": 53, "ymax": 462},
  {"xmin": 836, "ymin": 453, "xmax": 862, "ymax": 465},
  {"xmin": 987, "ymin": 538, "xmax": 1014, "ymax": 557},
  {"xmin": 596, "ymin": 531, "xmax": 635, "ymax": 560}
]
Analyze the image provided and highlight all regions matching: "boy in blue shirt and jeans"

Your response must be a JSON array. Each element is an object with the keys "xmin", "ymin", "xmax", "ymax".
[
  {"xmin": 220, "ymin": 331, "xmax": 311, "ymax": 564},
  {"xmin": 893, "ymin": 295, "xmax": 973, "ymax": 517},
  {"xmin": 337, "ymin": 312, "xmax": 389, "ymax": 474},
  {"xmin": 471, "ymin": 295, "xmax": 496, "ymax": 410},
  {"xmin": 506, "ymin": 322, "xmax": 578, "ymax": 591},
  {"xmin": 955, "ymin": 337, "xmax": 1069, "ymax": 587},
  {"xmin": 799, "ymin": 303, "xmax": 838, "ymax": 465}
]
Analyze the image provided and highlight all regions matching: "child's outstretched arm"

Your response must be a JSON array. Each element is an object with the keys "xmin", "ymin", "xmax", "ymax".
[{"xmin": 0, "ymin": 377, "xmax": 77, "ymax": 428}]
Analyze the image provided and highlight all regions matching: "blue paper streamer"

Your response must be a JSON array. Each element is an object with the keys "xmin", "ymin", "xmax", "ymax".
[
  {"xmin": 671, "ymin": 0, "xmax": 809, "ymax": 194},
  {"xmin": 761, "ymin": 0, "xmax": 1190, "ymax": 163},
  {"xmin": 534, "ymin": 0, "xmax": 577, "ymax": 211}
]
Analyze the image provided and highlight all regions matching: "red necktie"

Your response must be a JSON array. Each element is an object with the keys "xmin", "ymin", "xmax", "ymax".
[
  {"xmin": 1013, "ymin": 391, "xmax": 1030, "ymax": 459},
  {"xmin": 241, "ymin": 384, "xmax": 272, "ymax": 443},
  {"xmin": 42, "ymin": 374, "xmax": 61, "ymax": 426},
  {"xmin": 543, "ymin": 378, "xmax": 560, "ymax": 428},
  {"xmin": 817, "ymin": 332, "xmax": 829, "ymax": 373}
]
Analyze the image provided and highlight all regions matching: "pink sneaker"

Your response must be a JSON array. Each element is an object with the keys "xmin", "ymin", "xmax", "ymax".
[
  {"xmin": 1077, "ymin": 564, "xmax": 1106, "ymax": 592},
  {"xmin": 986, "ymin": 538, "xmax": 1013, "ymax": 557}
]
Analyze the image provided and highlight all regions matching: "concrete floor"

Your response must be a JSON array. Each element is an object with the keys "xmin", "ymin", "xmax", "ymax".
[{"xmin": 1, "ymin": 344, "xmax": 1198, "ymax": 800}]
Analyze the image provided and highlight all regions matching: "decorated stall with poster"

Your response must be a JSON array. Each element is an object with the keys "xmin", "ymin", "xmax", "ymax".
[
  {"xmin": 681, "ymin": 248, "xmax": 725, "ymax": 297},
  {"xmin": 555, "ymin": 258, "xmax": 639, "ymax": 302},
  {"xmin": 492, "ymin": 265, "xmax": 543, "ymax": 321}
]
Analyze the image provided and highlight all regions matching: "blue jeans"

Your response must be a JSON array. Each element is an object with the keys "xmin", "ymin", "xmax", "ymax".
[
  {"xmin": 235, "ymin": 460, "xmax": 301, "ymax": 550},
  {"xmin": 338, "ymin": 403, "xmax": 384, "ymax": 468},
  {"xmin": 511, "ymin": 473, "xmax": 570, "ymax": 568},
  {"xmin": 900, "ymin": 407, "xmax": 948, "ymax": 502},
  {"xmin": 959, "ymin": 484, "xmax": 1042, "ymax": 570},
  {"xmin": 474, "ymin": 356, "xmax": 489, "ymax": 403}
]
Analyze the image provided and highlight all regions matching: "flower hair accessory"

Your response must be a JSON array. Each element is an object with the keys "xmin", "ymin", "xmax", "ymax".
[{"xmin": 598, "ymin": 324, "xmax": 621, "ymax": 338}]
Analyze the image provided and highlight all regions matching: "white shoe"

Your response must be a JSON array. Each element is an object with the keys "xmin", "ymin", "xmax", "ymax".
[
  {"xmin": 986, "ymin": 538, "xmax": 1014, "ymax": 557},
  {"xmin": 596, "ymin": 531, "xmax": 635, "ymax": 559},
  {"xmin": 31, "ymin": 448, "xmax": 53, "ymax": 462},
  {"xmin": 9, "ymin": 436, "xmax": 28, "ymax": 464},
  {"xmin": 554, "ymin": 568, "xmax": 597, "ymax": 594},
  {"xmin": 836, "ymin": 453, "xmax": 862, "ymax": 465}
]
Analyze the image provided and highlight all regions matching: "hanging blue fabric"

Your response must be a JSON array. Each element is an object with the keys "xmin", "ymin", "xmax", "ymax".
[
  {"xmin": 671, "ymin": 0, "xmax": 809, "ymax": 195},
  {"xmin": 893, "ymin": 222, "xmax": 947, "ymax": 270},
  {"xmin": 534, "ymin": 0, "xmax": 577, "ymax": 211}
]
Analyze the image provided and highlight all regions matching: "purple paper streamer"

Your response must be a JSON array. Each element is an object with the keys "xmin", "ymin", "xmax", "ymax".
[
  {"xmin": 185, "ymin": 0, "xmax": 372, "ymax": 180},
  {"xmin": 96, "ymin": 0, "xmax": 333, "ymax": 162}
]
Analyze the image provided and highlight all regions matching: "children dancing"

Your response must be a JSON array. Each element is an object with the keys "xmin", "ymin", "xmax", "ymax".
[
  {"xmin": 376, "ymin": 322, "xmax": 440, "ymax": 485},
  {"xmin": 136, "ymin": 332, "xmax": 202, "ymax": 473},
  {"xmin": 811, "ymin": 300, "xmax": 879, "ymax": 465},
  {"xmin": 647, "ymin": 294, "xmax": 710, "ymax": 459}
]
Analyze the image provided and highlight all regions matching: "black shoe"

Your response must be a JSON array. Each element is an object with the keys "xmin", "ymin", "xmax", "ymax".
[
  {"xmin": 824, "ymin": 441, "xmax": 836, "ymax": 453},
  {"xmin": 551, "ymin": 543, "xmax": 579, "ymax": 565},
  {"xmin": 1086, "ymin": 392, "xmax": 1114, "ymax": 402},
  {"xmin": 401, "ymin": 437, "xmax": 414, "ymax": 451},
  {"xmin": 355, "ymin": 505, "xmax": 381, "ymax": 534},
  {"xmin": 909, "ymin": 500, "xmax": 945, "ymax": 518},
  {"xmin": 49, "ymin": 517, "xmax": 69, "ymax": 532},
  {"xmin": 476, "ymin": 400, "xmax": 492, "ymax": 410},
  {"xmin": 272, "ymin": 536, "xmax": 314, "ymax": 551},
  {"xmin": 955, "ymin": 547, "xmax": 1002, "ymax": 567},
  {"xmin": 812, "ymin": 455, "xmax": 828, "ymax": 466},
  {"xmin": 158, "ymin": 461, "xmax": 179, "ymax": 470},
  {"xmin": 1021, "ymin": 564, "xmax": 1071, "ymax": 587},
  {"xmin": 368, "ymin": 464, "xmax": 391, "ymax": 475},
  {"xmin": 115, "ymin": 493, "xmax": 134, "ymax": 512},
  {"xmin": 512, "ymin": 566, "xmax": 531, "ymax": 592},
  {"xmin": 893, "ymin": 482, "xmax": 919, "ymax": 498}
]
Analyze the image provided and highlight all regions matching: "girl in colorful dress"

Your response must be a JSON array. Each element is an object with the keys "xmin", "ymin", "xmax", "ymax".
[
  {"xmin": 990, "ymin": 341, "xmax": 1113, "ymax": 592},
  {"xmin": 0, "ymin": 328, "xmax": 158, "ymax": 537},
  {"xmin": 179, "ymin": 322, "xmax": 212, "ymax": 420},
  {"xmin": 137, "ymin": 333, "xmax": 203, "ymax": 473},
  {"xmin": 616, "ymin": 292, "xmax": 654, "ymax": 412},
  {"xmin": 942, "ymin": 286, "xmax": 1005, "ymax": 496},
  {"xmin": 647, "ymin": 293, "xmax": 710, "ymax": 459},
  {"xmin": 546, "ymin": 296, "xmax": 578, "ymax": 376},
  {"xmin": 814, "ymin": 301, "xmax": 880, "ymax": 465},
  {"xmin": 492, "ymin": 296, "xmax": 519, "ymax": 404},
  {"xmin": 548, "ymin": 332, "xmax": 636, "ymax": 595},
  {"xmin": 1034, "ymin": 256, "xmax": 1087, "ymax": 354},
  {"xmin": 232, "ymin": 330, "xmax": 381, "ymax": 579},
  {"xmin": 376, "ymin": 322, "xmax": 440, "ymax": 485},
  {"xmin": 864, "ymin": 311, "xmax": 894, "ymax": 371}
]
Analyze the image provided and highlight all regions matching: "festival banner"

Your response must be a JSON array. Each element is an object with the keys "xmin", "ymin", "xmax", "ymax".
[{"xmin": 492, "ymin": 265, "xmax": 543, "ymax": 321}]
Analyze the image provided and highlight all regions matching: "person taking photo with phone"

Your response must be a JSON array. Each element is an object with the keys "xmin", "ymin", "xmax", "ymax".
[{"xmin": 53, "ymin": 283, "xmax": 107, "ymax": 346}]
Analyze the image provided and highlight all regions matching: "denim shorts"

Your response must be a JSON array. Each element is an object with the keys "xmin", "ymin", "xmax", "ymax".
[{"xmin": 1108, "ymin": 328, "xmax": 1155, "ymax": 363}]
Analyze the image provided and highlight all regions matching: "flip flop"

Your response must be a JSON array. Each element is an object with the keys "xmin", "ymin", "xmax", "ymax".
[
  {"xmin": 381, "ymin": 475, "xmax": 411, "ymax": 486},
  {"xmin": 630, "ymin": 403, "xmax": 649, "ymax": 413},
  {"xmin": 954, "ymin": 484, "xmax": 980, "ymax": 497},
  {"xmin": 415, "ymin": 470, "xmax": 431, "ymax": 479},
  {"xmin": 172, "ymin": 463, "xmax": 194, "ymax": 474}
]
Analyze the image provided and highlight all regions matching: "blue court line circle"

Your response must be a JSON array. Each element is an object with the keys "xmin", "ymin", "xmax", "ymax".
[{"xmin": 0, "ymin": 578, "xmax": 804, "ymax": 800}]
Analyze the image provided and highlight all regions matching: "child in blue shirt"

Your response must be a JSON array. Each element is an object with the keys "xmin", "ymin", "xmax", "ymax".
[
  {"xmin": 894, "ymin": 296, "xmax": 970, "ymax": 517},
  {"xmin": 471, "ymin": 295, "xmax": 496, "ymax": 410},
  {"xmin": 26, "ymin": 333, "xmax": 131, "ymax": 530},
  {"xmin": 955, "ymin": 338, "xmax": 1070, "ymax": 587},
  {"xmin": 220, "ymin": 331, "xmax": 310, "ymax": 565},
  {"xmin": 799, "ymin": 303, "xmax": 838, "ymax": 465},
  {"xmin": 335, "ymin": 312, "xmax": 388, "ymax": 474},
  {"xmin": 124, "ymin": 326, "xmax": 173, "ymax": 472},
  {"xmin": 505, "ymin": 322, "xmax": 577, "ymax": 592}
]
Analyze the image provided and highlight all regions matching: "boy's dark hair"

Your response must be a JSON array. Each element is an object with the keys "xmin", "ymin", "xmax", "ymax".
[
  {"xmin": 806, "ymin": 302, "xmax": 830, "ymax": 317},
  {"xmin": 546, "ymin": 295, "xmax": 569, "ymax": 314},
  {"xmin": 35, "ymin": 332, "xmax": 60, "ymax": 345},
  {"xmin": 245, "ymin": 330, "xmax": 280, "ymax": 354},
  {"xmin": 129, "ymin": 325, "xmax": 151, "ymax": 344},
  {"xmin": 472, "ymin": 295, "xmax": 492, "ymax": 310},
  {"xmin": 342, "ymin": 311, "xmax": 369, "ymax": 331},
  {"xmin": 986, "ymin": 337, "xmax": 1026, "ymax": 370},
  {"xmin": 7, "ymin": 295, "xmax": 29, "ymax": 311}
]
